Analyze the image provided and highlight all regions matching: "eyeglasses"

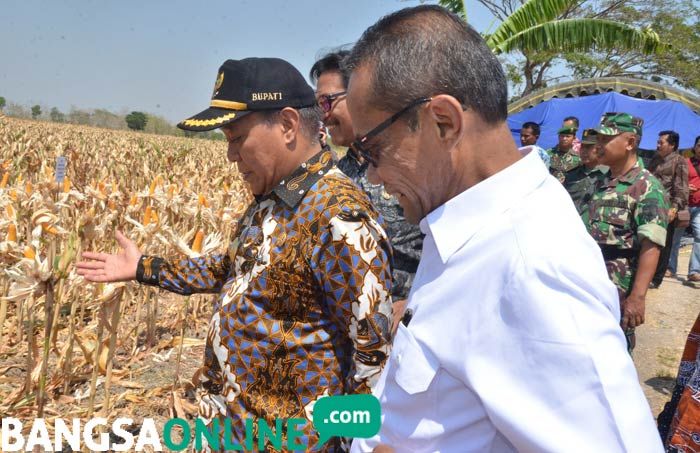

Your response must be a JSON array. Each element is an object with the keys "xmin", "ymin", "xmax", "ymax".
[
  {"xmin": 316, "ymin": 91, "xmax": 347, "ymax": 113},
  {"xmin": 350, "ymin": 97, "xmax": 431, "ymax": 167}
]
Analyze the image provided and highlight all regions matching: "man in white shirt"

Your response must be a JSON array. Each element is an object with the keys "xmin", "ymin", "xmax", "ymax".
[{"xmin": 345, "ymin": 5, "xmax": 662, "ymax": 452}]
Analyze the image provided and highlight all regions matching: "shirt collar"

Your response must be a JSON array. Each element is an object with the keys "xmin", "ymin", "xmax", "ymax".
[
  {"xmin": 338, "ymin": 149, "xmax": 369, "ymax": 176},
  {"xmin": 421, "ymin": 150, "xmax": 548, "ymax": 264},
  {"xmin": 584, "ymin": 165, "xmax": 608, "ymax": 175},
  {"xmin": 614, "ymin": 160, "xmax": 642, "ymax": 185},
  {"xmin": 662, "ymin": 151, "xmax": 678, "ymax": 162},
  {"xmin": 653, "ymin": 150, "xmax": 680, "ymax": 164},
  {"xmin": 553, "ymin": 145, "xmax": 573, "ymax": 155},
  {"xmin": 347, "ymin": 149, "xmax": 369, "ymax": 170},
  {"xmin": 256, "ymin": 149, "xmax": 335, "ymax": 208}
]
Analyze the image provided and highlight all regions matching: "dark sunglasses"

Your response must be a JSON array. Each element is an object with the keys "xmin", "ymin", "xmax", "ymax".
[
  {"xmin": 350, "ymin": 97, "xmax": 431, "ymax": 167},
  {"xmin": 317, "ymin": 91, "xmax": 347, "ymax": 113}
]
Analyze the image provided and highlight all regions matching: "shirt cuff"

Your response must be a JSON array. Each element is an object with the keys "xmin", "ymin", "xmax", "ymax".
[
  {"xmin": 136, "ymin": 255, "xmax": 163, "ymax": 286},
  {"xmin": 638, "ymin": 224, "xmax": 667, "ymax": 247}
]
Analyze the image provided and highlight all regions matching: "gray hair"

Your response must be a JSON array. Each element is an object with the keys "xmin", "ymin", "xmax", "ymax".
[
  {"xmin": 260, "ymin": 106, "xmax": 323, "ymax": 144},
  {"xmin": 345, "ymin": 5, "xmax": 508, "ymax": 126}
]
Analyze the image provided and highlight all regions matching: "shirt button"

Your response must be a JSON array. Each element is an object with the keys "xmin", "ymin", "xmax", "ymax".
[{"xmin": 396, "ymin": 353, "xmax": 402, "ymax": 364}]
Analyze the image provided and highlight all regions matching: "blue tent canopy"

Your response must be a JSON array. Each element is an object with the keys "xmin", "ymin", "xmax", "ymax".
[{"xmin": 508, "ymin": 92, "xmax": 700, "ymax": 150}]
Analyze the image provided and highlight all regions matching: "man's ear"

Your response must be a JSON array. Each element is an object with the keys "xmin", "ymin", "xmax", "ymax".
[
  {"xmin": 278, "ymin": 107, "xmax": 301, "ymax": 145},
  {"xmin": 426, "ymin": 95, "xmax": 464, "ymax": 143},
  {"xmin": 625, "ymin": 133, "xmax": 637, "ymax": 152}
]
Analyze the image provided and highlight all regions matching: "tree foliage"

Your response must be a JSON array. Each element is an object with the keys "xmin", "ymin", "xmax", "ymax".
[
  {"xmin": 49, "ymin": 107, "xmax": 65, "ymax": 123},
  {"xmin": 0, "ymin": 99, "xmax": 222, "ymax": 140},
  {"xmin": 439, "ymin": 0, "xmax": 676, "ymax": 97},
  {"xmin": 563, "ymin": 0, "xmax": 700, "ymax": 93},
  {"xmin": 125, "ymin": 111, "xmax": 148, "ymax": 131},
  {"xmin": 0, "ymin": 97, "xmax": 6, "ymax": 111},
  {"xmin": 439, "ymin": 0, "xmax": 467, "ymax": 20}
]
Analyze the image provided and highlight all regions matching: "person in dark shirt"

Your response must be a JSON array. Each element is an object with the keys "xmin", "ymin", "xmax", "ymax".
[
  {"xmin": 310, "ymin": 50, "xmax": 423, "ymax": 331},
  {"xmin": 649, "ymin": 130, "xmax": 689, "ymax": 287}
]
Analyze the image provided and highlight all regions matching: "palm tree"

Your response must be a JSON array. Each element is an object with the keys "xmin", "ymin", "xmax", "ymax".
[{"xmin": 439, "ymin": 0, "xmax": 664, "ymax": 95}]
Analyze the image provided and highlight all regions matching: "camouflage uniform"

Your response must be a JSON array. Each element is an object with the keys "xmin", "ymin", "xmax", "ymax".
[
  {"xmin": 547, "ymin": 146, "xmax": 582, "ymax": 183},
  {"xmin": 583, "ymin": 161, "xmax": 669, "ymax": 296},
  {"xmin": 564, "ymin": 165, "xmax": 608, "ymax": 216},
  {"xmin": 337, "ymin": 152, "xmax": 423, "ymax": 299}
]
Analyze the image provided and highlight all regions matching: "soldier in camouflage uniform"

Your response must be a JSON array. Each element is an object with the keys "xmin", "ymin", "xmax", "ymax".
[
  {"xmin": 310, "ymin": 51, "xmax": 423, "ymax": 330},
  {"xmin": 547, "ymin": 123, "xmax": 582, "ymax": 183},
  {"xmin": 583, "ymin": 113, "xmax": 669, "ymax": 352},
  {"xmin": 564, "ymin": 128, "xmax": 608, "ymax": 216}
]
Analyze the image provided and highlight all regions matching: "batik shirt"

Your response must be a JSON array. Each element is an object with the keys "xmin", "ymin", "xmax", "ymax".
[
  {"xmin": 337, "ymin": 152, "xmax": 422, "ymax": 300},
  {"xmin": 582, "ymin": 162, "xmax": 668, "ymax": 295},
  {"xmin": 137, "ymin": 150, "xmax": 393, "ymax": 451},
  {"xmin": 546, "ymin": 145, "xmax": 582, "ymax": 183},
  {"xmin": 658, "ymin": 312, "xmax": 700, "ymax": 451},
  {"xmin": 649, "ymin": 151, "xmax": 689, "ymax": 211},
  {"xmin": 563, "ymin": 165, "xmax": 608, "ymax": 216}
]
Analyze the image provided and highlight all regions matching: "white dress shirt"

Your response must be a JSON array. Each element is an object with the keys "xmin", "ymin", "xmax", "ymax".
[{"xmin": 351, "ymin": 150, "xmax": 662, "ymax": 452}]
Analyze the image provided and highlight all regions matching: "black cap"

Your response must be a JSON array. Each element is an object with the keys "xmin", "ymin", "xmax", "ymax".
[{"xmin": 178, "ymin": 57, "xmax": 317, "ymax": 132}]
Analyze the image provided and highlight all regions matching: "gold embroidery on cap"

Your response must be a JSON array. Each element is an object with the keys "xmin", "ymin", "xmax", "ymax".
[
  {"xmin": 181, "ymin": 112, "xmax": 237, "ymax": 128},
  {"xmin": 210, "ymin": 99, "xmax": 248, "ymax": 110}
]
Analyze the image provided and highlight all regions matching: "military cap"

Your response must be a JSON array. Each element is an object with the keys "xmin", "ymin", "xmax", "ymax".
[
  {"xmin": 178, "ymin": 57, "xmax": 317, "ymax": 132},
  {"xmin": 594, "ymin": 112, "xmax": 644, "ymax": 136},
  {"xmin": 557, "ymin": 125, "xmax": 577, "ymax": 135},
  {"xmin": 581, "ymin": 128, "xmax": 598, "ymax": 144}
]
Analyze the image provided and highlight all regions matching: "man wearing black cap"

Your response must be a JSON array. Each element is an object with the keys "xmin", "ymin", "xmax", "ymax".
[{"xmin": 77, "ymin": 57, "xmax": 393, "ymax": 451}]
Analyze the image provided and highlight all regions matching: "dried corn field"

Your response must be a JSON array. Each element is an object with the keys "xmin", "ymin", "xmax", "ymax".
[{"xmin": 0, "ymin": 116, "xmax": 251, "ymax": 443}]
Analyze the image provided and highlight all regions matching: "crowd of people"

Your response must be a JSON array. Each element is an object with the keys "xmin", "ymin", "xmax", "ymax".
[
  {"xmin": 75, "ymin": 4, "xmax": 700, "ymax": 452},
  {"xmin": 519, "ymin": 117, "xmax": 700, "ymax": 291}
]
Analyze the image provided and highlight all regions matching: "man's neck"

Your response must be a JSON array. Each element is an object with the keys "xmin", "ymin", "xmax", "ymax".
[
  {"xmin": 659, "ymin": 150, "xmax": 675, "ymax": 160},
  {"xmin": 271, "ymin": 143, "xmax": 323, "ymax": 190},
  {"xmin": 447, "ymin": 123, "xmax": 521, "ymax": 201},
  {"xmin": 609, "ymin": 154, "xmax": 638, "ymax": 178}
]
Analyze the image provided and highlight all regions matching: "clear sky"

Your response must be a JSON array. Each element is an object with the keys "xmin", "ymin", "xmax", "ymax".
[{"xmin": 2, "ymin": 0, "xmax": 496, "ymax": 123}]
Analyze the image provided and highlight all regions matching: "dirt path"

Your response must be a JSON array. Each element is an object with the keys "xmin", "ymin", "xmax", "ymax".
[{"xmin": 635, "ymin": 244, "xmax": 700, "ymax": 418}]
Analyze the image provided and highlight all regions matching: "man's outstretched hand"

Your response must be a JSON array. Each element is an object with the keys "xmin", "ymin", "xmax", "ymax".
[{"xmin": 76, "ymin": 230, "xmax": 142, "ymax": 282}]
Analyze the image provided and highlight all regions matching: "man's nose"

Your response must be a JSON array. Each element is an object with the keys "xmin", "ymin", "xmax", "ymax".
[{"xmin": 227, "ymin": 144, "xmax": 240, "ymax": 163}]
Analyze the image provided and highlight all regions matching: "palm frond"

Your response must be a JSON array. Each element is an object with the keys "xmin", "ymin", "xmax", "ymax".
[
  {"xmin": 487, "ymin": 0, "xmax": 580, "ymax": 48},
  {"xmin": 489, "ymin": 18, "xmax": 665, "ymax": 55},
  {"xmin": 438, "ymin": 0, "xmax": 467, "ymax": 21}
]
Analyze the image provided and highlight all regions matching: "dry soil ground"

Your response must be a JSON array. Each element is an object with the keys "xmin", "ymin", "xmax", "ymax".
[{"xmin": 636, "ymin": 244, "xmax": 700, "ymax": 417}]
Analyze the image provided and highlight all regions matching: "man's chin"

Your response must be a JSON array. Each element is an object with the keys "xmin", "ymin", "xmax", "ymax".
[
  {"xmin": 245, "ymin": 181, "xmax": 263, "ymax": 196},
  {"xmin": 397, "ymin": 198, "xmax": 420, "ymax": 225}
]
